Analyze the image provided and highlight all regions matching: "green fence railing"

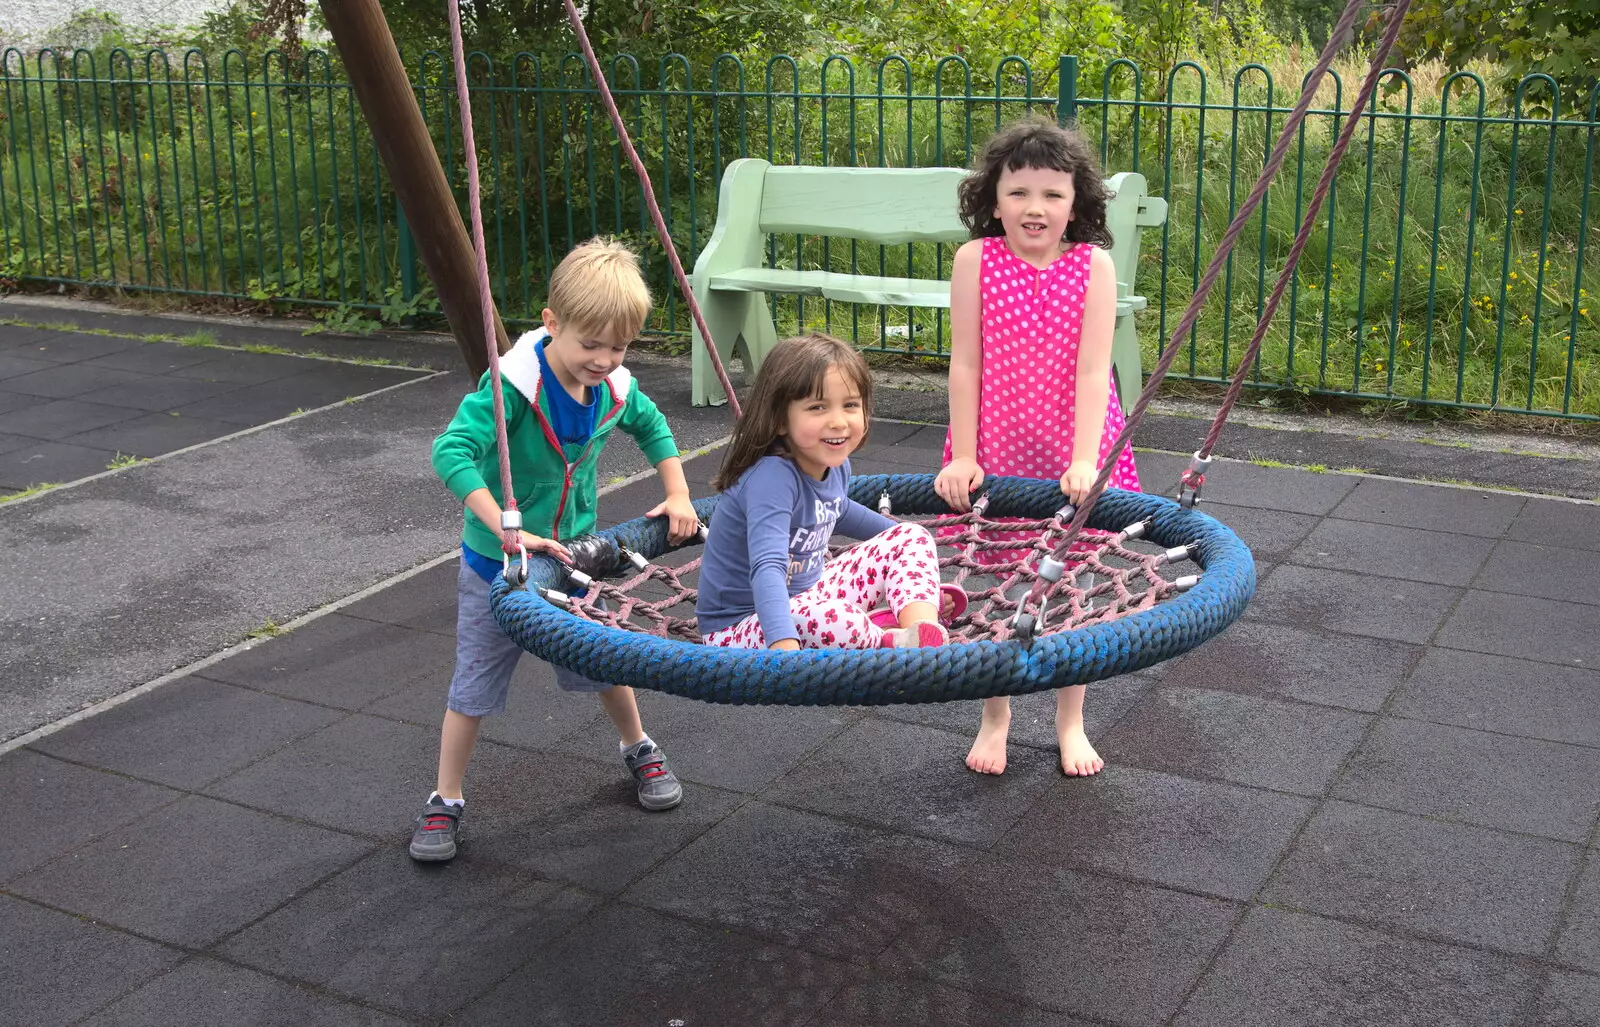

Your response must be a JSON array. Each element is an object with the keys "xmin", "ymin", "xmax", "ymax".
[{"xmin": 2, "ymin": 47, "xmax": 1596, "ymax": 419}]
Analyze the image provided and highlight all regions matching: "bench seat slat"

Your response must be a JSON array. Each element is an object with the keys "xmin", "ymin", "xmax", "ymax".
[{"xmin": 709, "ymin": 268, "xmax": 1141, "ymax": 315}]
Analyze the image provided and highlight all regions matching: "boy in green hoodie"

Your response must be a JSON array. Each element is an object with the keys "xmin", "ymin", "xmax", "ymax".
[{"xmin": 411, "ymin": 237, "xmax": 699, "ymax": 862}]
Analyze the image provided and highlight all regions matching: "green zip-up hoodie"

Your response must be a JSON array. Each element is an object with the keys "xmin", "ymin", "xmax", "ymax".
[{"xmin": 432, "ymin": 327, "xmax": 681, "ymax": 560}]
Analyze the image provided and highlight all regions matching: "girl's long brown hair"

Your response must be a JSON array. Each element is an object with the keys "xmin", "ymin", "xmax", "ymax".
[
  {"xmin": 711, "ymin": 332, "xmax": 874, "ymax": 492},
  {"xmin": 957, "ymin": 115, "xmax": 1114, "ymax": 250}
]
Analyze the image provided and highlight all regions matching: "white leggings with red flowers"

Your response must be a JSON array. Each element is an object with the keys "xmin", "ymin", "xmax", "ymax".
[{"xmin": 703, "ymin": 521, "xmax": 942, "ymax": 649}]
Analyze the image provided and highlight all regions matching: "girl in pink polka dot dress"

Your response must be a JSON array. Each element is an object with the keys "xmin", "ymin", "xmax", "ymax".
[{"xmin": 933, "ymin": 116, "xmax": 1142, "ymax": 780}]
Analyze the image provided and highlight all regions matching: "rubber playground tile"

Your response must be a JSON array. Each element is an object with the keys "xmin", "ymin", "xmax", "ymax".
[
  {"xmin": 32, "ymin": 677, "xmax": 346, "ymax": 791},
  {"xmin": 64, "ymin": 410, "xmax": 248, "ymax": 458},
  {"xmin": 360, "ymin": 656, "xmax": 607, "ymax": 754},
  {"xmin": 337, "ymin": 558, "xmax": 459, "ymax": 636},
  {"xmin": 455, "ymin": 903, "xmax": 854, "ymax": 1027},
  {"xmin": 1245, "ymin": 564, "xmax": 1462, "ymax": 643},
  {"xmin": 435, "ymin": 741, "xmax": 746, "ymax": 895},
  {"xmin": 1474, "ymin": 539, "xmax": 1600, "ymax": 607},
  {"xmin": 0, "ymin": 352, "xmax": 53, "ymax": 379},
  {"xmin": 1436, "ymin": 590, "xmax": 1600, "ymax": 667},
  {"xmin": 0, "ymin": 389, "xmax": 48, "ymax": 417},
  {"xmin": 1533, "ymin": 970, "xmax": 1600, "ymax": 1027},
  {"xmin": 0, "ymin": 431, "xmax": 33, "ymax": 455},
  {"xmin": 73, "ymin": 373, "xmax": 243, "ymax": 413},
  {"xmin": 0, "ymin": 750, "xmax": 178, "ymax": 884},
  {"xmin": 0, "ymin": 439, "xmax": 121, "ymax": 487},
  {"xmin": 808, "ymin": 970, "xmax": 1093, "ymax": 1027},
  {"xmin": 204, "ymin": 714, "xmax": 446, "ymax": 839},
  {"xmin": 169, "ymin": 349, "xmax": 315, "ymax": 385},
  {"xmin": 1192, "ymin": 501, "xmax": 1320, "ymax": 564},
  {"xmin": 78, "ymin": 957, "xmax": 411, "ymax": 1027},
  {"xmin": 1289, "ymin": 518, "xmax": 1496, "ymax": 586},
  {"xmin": 199, "ymin": 612, "xmax": 456, "ymax": 710},
  {"xmin": 624, "ymin": 802, "xmax": 972, "ymax": 962},
  {"xmin": 1556, "ymin": 858, "xmax": 1600, "ymax": 974},
  {"xmin": 0, "ymin": 321, "xmax": 55, "ymax": 346},
  {"xmin": 995, "ymin": 765, "xmax": 1314, "ymax": 900},
  {"xmin": 763, "ymin": 717, "xmax": 1060, "ymax": 847},
  {"xmin": 2, "ymin": 331, "xmax": 135, "ymax": 363},
  {"xmin": 1332, "ymin": 717, "xmax": 1600, "ymax": 842},
  {"xmin": 0, "ymin": 362, "xmax": 154, "ymax": 399},
  {"xmin": 0, "ymin": 396, "xmax": 140, "ymax": 437},
  {"xmin": 1262, "ymin": 800, "xmax": 1579, "ymax": 956},
  {"xmin": 871, "ymin": 674, "xmax": 1154, "ymax": 749},
  {"xmin": 168, "ymin": 379, "xmax": 331, "ymax": 426},
  {"xmin": 1391, "ymin": 648, "xmax": 1600, "ymax": 747},
  {"xmin": 1508, "ymin": 497, "xmax": 1600, "ymax": 554},
  {"xmin": 1164, "ymin": 460, "xmax": 1360, "ymax": 516},
  {"xmin": 1330, "ymin": 477, "xmax": 1526, "ymax": 537},
  {"xmin": 7, "ymin": 795, "xmax": 372, "ymax": 949},
  {"xmin": 1154, "ymin": 618, "xmax": 1419, "ymax": 712},
  {"xmin": 556, "ymin": 690, "xmax": 857, "ymax": 794},
  {"xmin": 0, "ymin": 894, "xmax": 183, "ymax": 1027},
  {"xmin": 1172, "ymin": 907, "xmax": 1536, "ymax": 1027},
  {"xmin": 219, "ymin": 847, "xmax": 597, "ymax": 1021},
  {"xmin": 1097, "ymin": 687, "xmax": 1371, "ymax": 797},
  {"xmin": 877, "ymin": 852, "xmax": 1241, "ymax": 1026},
  {"xmin": 80, "ymin": 340, "xmax": 226, "ymax": 373}
]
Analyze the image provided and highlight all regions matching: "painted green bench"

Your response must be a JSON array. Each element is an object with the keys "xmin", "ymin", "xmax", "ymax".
[{"xmin": 689, "ymin": 157, "xmax": 1168, "ymax": 409}]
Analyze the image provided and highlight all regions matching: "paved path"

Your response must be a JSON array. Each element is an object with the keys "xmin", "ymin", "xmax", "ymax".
[{"xmin": 1, "ymin": 309, "xmax": 1596, "ymax": 1026}]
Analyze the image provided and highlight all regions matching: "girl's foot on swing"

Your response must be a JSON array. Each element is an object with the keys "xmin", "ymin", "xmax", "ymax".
[
  {"xmin": 878, "ymin": 621, "xmax": 949, "ymax": 648},
  {"xmin": 965, "ymin": 696, "xmax": 1010, "ymax": 775}
]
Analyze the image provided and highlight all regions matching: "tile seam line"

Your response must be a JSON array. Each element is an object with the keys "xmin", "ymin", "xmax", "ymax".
[{"xmin": 0, "ymin": 435, "xmax": 733, "ymax": 756}]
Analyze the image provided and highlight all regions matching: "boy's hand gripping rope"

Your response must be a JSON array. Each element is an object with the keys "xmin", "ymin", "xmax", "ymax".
[{"xmin": 1013, "ymin": 0, "xmax": 1415, "ymax": 639}]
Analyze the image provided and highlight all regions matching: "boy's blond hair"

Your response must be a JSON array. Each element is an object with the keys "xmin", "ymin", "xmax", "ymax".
[{"xmin": 546, "ymin": 236, "xmax": 653, "ymax": 338}]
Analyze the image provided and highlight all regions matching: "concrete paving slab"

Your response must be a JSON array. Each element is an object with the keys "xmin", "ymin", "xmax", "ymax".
[
  {"xmin": 1099, "ymin": 686, "xmax": 1371, "ymax": 796},
  {"xmin": 0, "ymin": 894, "xmax": 184, "ymax": 1027},
  {"xmin": 454, "ymin": 903, "xmax": 854, "ymax": 1027},
  {"xmin": 1290, "ymin": 518, "xmax": 1497, "ymax": 586},
  {"xmin": 1557, "ymin": 858, "xmax": 1600, "ymax": 974},
  {"xmin": 77, "ymin": 957, "xmax": 412, "ymax": 1027},
  {"xmin": 1262, "ymin": 800, "xmax": 1579, "ymax": 955},
  {"xmin": 624, "ymin": 802, "xmax": 971, "ymax": 962},
  {"xmin": 1333, "ymin": 717, "xmax": 1600, "ymax": 841},
  {"xmin": 1534, "ymin": 970, "xmax": 1600, "ymax": 1027},
  {"xmin": 995, "ymin": 765, "xmax": 1314, "ymax": 900},
  {"xmin": 1247, "ymin": 564, "xmax": 1462, "ymax": 643},
  {"xmin": 0, "ymin": 749, "xmax": 177, "ymax": 884},
  {"xmin": 1332, "ymin": 476, "xmax": 1527, "ymax": 536},
  {"xmin": 31, "ymin": 677, "xmax": 346, "ymax": 791},
  {"xmin": 7, "ymin": 794, "xmax": 373, "ymax": 948},
  {"xmin": 556, "ymin": 690, "xmax": 858, "ymax": 794},
  {"xmin": 218, "ymin": 846, "xmax": 597, "ymax": 1020},
  {"xmin": 1389, "ymin": 648, "xmax": 1600, "ymax": 747},
  {"xmin": 877, "ymin": 853, "xmax": 1241, "ymax": 1025},
  {"xmin": 1474, "ymin": 539, "xmax": 1600, "ymax": 606},
  {"xmin": 1154, "ymin": 619, "xmax": 1419, "ymax": 712},
  {"xmin": 1173, "ymin": 906, "xmax": 1537, "ymax": 1027},
  {"xmin": 1436, "ymin": 590, "xmax": 1600, "ymax": 666},
  {"xmin": 762, "ymin": 717, "xmax": 1061, "ymax": 847}
]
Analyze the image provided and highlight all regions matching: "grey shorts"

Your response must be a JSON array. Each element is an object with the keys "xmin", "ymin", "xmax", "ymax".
[{"xmin": 447, "ymin": 556, "xmax": 610, "ymax": 717}]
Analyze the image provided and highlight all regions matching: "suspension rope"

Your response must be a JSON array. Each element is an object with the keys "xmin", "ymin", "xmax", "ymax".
[
  {"xmin": 558, "ymin": 0, "xmax": 742, "ymax": 420},
  {"xmin": 1028, "ymin": 0, "xmax": 1410, "ymax": 606},
  {"xmin": 446, "ymin": 0, "xmax": 522, "ymax": 559}
]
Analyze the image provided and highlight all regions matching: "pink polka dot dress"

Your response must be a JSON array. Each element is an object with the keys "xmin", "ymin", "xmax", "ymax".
[{"xmin": 943, "ymin": 236, "xmax": 1142, "ymax": 563}]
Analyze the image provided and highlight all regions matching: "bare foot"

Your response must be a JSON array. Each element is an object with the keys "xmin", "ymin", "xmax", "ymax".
[
  {"xmin": 1058, "ymin": 723, "xmax": 1105, "ymax": 776},
  {"xmin": 965, "ymin": 697, "xmax": 1010, "ymax": 774}
]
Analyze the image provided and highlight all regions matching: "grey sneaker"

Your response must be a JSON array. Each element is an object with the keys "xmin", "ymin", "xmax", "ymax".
[
  {"xmin": 623, "ymin": 741, "xmax": 683, "ymax": 811},
  {"xmin": 408, "ymin": 795, "xmax": 463, "ymax": 862}
]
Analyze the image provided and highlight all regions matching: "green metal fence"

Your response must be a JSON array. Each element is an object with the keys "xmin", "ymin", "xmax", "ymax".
[{"xmin": 2, "ymin": 47, "xmax": 1596, "ymax": 419}]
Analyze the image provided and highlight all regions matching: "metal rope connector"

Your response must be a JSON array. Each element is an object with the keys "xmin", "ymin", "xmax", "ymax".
[
  {"xmin": 1178, "ymin": 451, "xmax": 1212, "ymax": 510},
  {"xmin": 500, "ymin": 509, "xmax": 523, "ymax": 532},
  {"xmin": 540, "ymin": 587, "xmax": 572, "ymax": 608},
  {"xmin": 1173, "ymin": 574, "xmax": 1201, "ymax": 592},
  {"xmin": 1054, "ymin": 502, "xmax": 1077, "ymax": 524},
  {"xmin": 878, "ymin": 490, "xmax": 892, "ymax": 516},
  {"xmin": 1161, "ymin": 544, "xmax": 1195, "ymax": 565},
  {"xmin": 971, "ymin": 493, "xmax": 991, "ymax": 518},
  {"xmin": 1122, "ymin": 519, "xmax": 1151, "ymax": 541},
  {"xmin": 618, "ymin": 542, "xmax": 649, "ymax": 572},
  {"xmin": 565, "ymin": 568, "xmax": 594, "ymax": 590}
]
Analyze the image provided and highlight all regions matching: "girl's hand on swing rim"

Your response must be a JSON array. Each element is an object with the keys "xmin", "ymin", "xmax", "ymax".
[
  {"xmin": 1059, "ymin": 461, "xmax": 1097, "ymax": 506},
  {"xmin": 516, "ymin": 531, "xmax": 573, "ymax": 563},
  {"xmin": 935, "ymin": 458, "xmax": 984, "ymax": 512}
]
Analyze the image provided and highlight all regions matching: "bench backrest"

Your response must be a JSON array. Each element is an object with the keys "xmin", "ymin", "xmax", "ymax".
[{"xmin": 757, "ymin": 165, "xmax": 970, "ymax": 245}]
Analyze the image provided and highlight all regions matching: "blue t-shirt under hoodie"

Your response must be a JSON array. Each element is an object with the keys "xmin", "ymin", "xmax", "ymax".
[{"xmin": 695, "ymin": 455, "xmax": 895, "ymax": 643}]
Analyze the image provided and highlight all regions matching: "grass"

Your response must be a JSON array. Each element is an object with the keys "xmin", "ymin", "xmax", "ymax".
[
  {"xmin": 0, "ymin": 482, "xmax": 59, "ymax": 503},
  {"xmin": 246, "ymin": 619, "xmax": 283, "ymax": 641},
  {"xmin": 105, "ymin": 452, "xmax": 144, "ymax": 470}
]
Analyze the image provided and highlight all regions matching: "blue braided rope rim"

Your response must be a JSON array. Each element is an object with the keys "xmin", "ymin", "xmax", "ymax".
[{"xmin": 489, "ymin": 473, "xmax": 1255, "ymax": 706}]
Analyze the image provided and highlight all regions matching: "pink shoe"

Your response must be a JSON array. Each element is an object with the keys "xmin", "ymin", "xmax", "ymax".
[
  {"xmin": 868, "ymin": 585, "xmax": 968, "ymax": 630},
  {"xmin": 877, "ymin": 621, "xmax": 949, "ymax": 648}
]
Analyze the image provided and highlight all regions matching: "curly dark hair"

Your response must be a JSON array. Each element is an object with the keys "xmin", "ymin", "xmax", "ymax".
[{"xmin": 956, "ymin": 115, "xmax": 1113, "ymax": 250}]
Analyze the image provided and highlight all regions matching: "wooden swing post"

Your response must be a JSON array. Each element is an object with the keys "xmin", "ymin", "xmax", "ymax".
[{"xmin": 319, "ymin": 0, "xmax": 507, "ymax": 379}]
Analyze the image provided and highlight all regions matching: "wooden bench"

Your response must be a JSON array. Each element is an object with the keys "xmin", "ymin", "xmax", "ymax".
[{"xmin": 689, "ymin": 157, "xmax": 1168, "ymax": 409}]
